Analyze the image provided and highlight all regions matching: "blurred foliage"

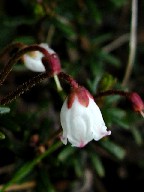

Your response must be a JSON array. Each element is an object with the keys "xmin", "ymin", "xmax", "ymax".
[{"xmin": 0, "ymin": 0, "xmax": 144, "ymax": 192}]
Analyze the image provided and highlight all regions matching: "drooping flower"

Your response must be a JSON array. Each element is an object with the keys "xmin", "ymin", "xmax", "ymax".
[
  {"xmin": 23, "ymin": 43, "xmax": 62, "ymax": 90},
  {"xmin": 23, "ymin": 43, "xmax": 60, "ymax": 73},
  {"xmin": 60, "ymin": 86, "xmax": 111, "ymax": 147}
]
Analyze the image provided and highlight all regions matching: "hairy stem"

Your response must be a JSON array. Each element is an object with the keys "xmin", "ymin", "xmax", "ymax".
[
  {"xmin": 58, "ymin": 72, "xmax": 79, "ymax": 89},
  {"xmin": 0, "ymin": 72, "xmax": 52, "ymax": 105},
  {"xmin": 0, "ymin": 71, "xmax": 79, "ymax": 105}
]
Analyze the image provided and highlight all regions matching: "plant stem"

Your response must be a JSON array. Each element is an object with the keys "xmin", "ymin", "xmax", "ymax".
[
  {"xmin": 95, "ymin": 89, "xmax": 130, "ymax": 99},
  {"xmin": 122, "ymin": 0, "xmax": 138, "ymax": 86},
  {"xmin": 0, "ymin": 181, "xmax": 36, "ymax": 191},
  {"xmin": 0, "ymin": 72, "xmax": 52, "ymax": 105},
  {"xmin": 54, "ymin": 74, "xmax": 63, "ymax": 91},
  {"xmin": 102, "ymin": 33, "xmax": 129, "ymax": 53},
  {"xmin": 0, "ymin": 71, "xmax": 79, "ymax": 105}
]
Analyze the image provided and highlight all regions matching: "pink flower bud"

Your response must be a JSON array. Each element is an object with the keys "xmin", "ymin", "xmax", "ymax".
[
  {"xmin": 129, "ymin": 92, "xmax": 144, "ymax": 117},
  {"xmin": 60, "ymin": 86, "xmax": 111, "ymax": 147}
]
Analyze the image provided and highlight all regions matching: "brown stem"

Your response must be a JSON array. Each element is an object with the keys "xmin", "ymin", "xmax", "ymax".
[
  {"xmin": 0, "ymin": 71, "xmax": 79, "ymax": 105},
  {"xmin": 0, "ymin": 181, "xmax": 36, "ymax": 191},
  {"xmin": 0, "ymin": 45, "xmax": 51, "ymax": 86},
  {"xmin": 0, "ymin": 72, "xmax": 52, "ymax": 105},
  {"xmin": 95, "ymin": 89, "xmax": 130, "ymax": 99}
]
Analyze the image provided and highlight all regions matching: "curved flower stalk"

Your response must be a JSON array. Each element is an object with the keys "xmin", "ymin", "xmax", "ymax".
[
  {"xmin": 95, "ymin": 89, "xmax": 144, "ymax": 118},
  {"xmin": 60, "ymin": 86, "xmax": 111, "ymax": 147},
  {"xmin": 0, "ymin": 44, "xmax": 59, "ymax": 86},
  {"xmin": 23, "ymin": 43, "xmax": 62, "ymax": 91}
]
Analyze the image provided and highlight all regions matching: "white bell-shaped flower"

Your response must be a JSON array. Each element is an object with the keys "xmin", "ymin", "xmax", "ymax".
[
  {"xmin": 60, "ymin": 86, "xmax": 111, "ymax": 147},
  {"xmin": 23, "ymin": 43, "xmax": 55, "ymax": 72}
]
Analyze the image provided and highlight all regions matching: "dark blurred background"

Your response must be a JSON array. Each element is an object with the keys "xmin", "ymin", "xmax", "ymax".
[{"xmin": 0, "ymin": 0, "xmax": 144, "ymax": 191}]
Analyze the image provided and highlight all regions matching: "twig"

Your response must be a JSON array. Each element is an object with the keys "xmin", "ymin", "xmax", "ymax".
[
  {"xmin": 0, "ymin": 164, "xmax": 15, "ymax": 175},
  {"xmin": 46, "ymin": 25, "xmax": 55, "ymax": 46},
  {"xmin": 0, "ymin": 181, "xmax": 36, "ymax": 191},
  {"xmin": 122, "ymin": 0, "xmax": 138, "ymax": 86},
  {"xmin": 102, "ymin": 34, "xmax": 129, "ymax": 53}
]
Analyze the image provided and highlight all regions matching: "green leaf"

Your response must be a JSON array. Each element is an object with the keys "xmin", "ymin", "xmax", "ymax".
[
  {"xmin": 100, "ymin": 140, "xmax": 125, "ymax": 160},
  {"xmin": 0, "ymin": 106, "xmax": 10, "ymax": 114},
  {"xmin": 0, "ymin": 131, "xmax": 5, "ymax": 140},
  {"xmin": 131, "ymin": 127, "xmax": 142, "ymax": 145},
  {"xmin": 14, "ymin": 36, "xmax": 35, "ymax": 45},
  {"xmin": 93, "ymin": 34, "xmax": 112, "ymax": 45},
  {"xmin": 73, "ymin": 158, "xmax": 83, "ymax": 177},
  {"xmin": 1, "ymin": 142, "xmax": 62, "ymax": 192},
  {"xmin": 97, "ymin": 73, "xmax": 117, "ymax": 91},
  {"xmin": 90, "ymin": 153, "xmax": 105, "ymax": 177},
  {"xmin": 86, "ymin": 0, "xmax": 102, "ymax": 24},
  {"xmin": 38, "ymin": 169, "xmax": 56, "ymax": 192},
  {"xmin": 110, "ymin": 0, "xmax": 127, "ymax": 7},
  {"xmin": 103, "ymin": 107, "xmax": 127, "ymax": 127},
  {"xmin": 100, "ymin": 52, "xmax": 120, "ymax": 67},
  {"xmin": 58, "ymin": 146, "xmax": 75, "ymax": 161},
  {"xmin": 54, "ymin": 18, "xmax": 76, "ymax": 40}
]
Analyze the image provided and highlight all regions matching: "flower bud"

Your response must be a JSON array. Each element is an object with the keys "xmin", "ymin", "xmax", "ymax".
[
  {"xmin": 60, "ymin": 86, "xmax": 111, "ymax": 147},
  {"xmin": 23, "ymin": 43, "xmax": 62, "ymax": 91},
  {"xmin": 129, "ymin": 92, "xmax": 144, "ymax": 117},
  {"xmin": 23, "ymin": 43, "xmax": 61, "ymax": 74}
]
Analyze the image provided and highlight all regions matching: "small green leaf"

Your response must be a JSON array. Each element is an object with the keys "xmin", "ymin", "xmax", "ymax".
[
  {"xmin": 73, "ymin": 158, "xmax": 83, "ymax": 177},
  {"xmin": 58, "ymin": 146, "xmax": 75, "ymax": 161},
  {"xmin": 98, "ymin": 73, "xmax": 117, "ymax": 91},
  {"xmin": 55, "ymin": 18, "xmax": 76, "ymax": 40},
  {"xmin": 110, "ymin": 0, "xmax": 126, "ymax": 7},
  {"xmin": 90, "ymin": 153, "xmax": 105, "ymax": 177},
  {"xmin": 100, "ymin": 52, "xmax": 120, "ymax": 67},
  {"xmin": 100, "ymin": 140, "xmax": 125, "ymax": 160},
  {"xmin": 38, "ymin": 169, "xmax": 55, "ymax": 192},
  {"xmin": 0, "ymin": 106, "xmax": 10, "ymax": 114},
  {"xmin": 131, "ymin": 127, "xmax": 142, "ymax": 145},
  {"xmin": 86, "ymin": 0, "xmax": 102, "ymax": 24},
  {"xmin": 0, "ymin": 131, "xmax": 5, "ymax": 140},
  {"xmin": 93, "ymin": 34, "xmax": 112, "ymax": 45}
]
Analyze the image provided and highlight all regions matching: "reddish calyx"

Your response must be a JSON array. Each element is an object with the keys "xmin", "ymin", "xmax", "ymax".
[
  {"xmin": 129, "ymin": 92, "xmax": 144, "ymax": 112},
  {"xmin": 67, "ymin": 86, "xmax": 93, "ymax": 109},
  {"xmin": 42, "ymin": 53, "xmax": 61, "ymax": 74}
]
